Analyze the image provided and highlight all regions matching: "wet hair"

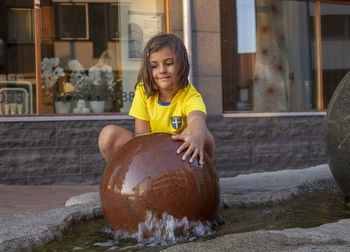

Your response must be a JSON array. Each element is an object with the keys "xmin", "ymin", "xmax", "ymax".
[{"xmin": 136, "ymin": 33, "xmax": 189, "ymax": 97}]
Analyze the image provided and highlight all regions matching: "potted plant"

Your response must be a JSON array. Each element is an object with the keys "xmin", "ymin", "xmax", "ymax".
[
  {"xmin": 41, "ymin": 57, "xmax": 65, "ymax": 112},
  {"xmin": 67, "ymin": 60, "xmax": 91, "ymax": 113},
  {"xmin": 87, "ymin": 64, "xmax": 116, "ymax": 113},
  {"xmin": 55, "ymin": 92, "xmax": 72, "ymax": 113},
  {"xmin": 89, "ymin": 99, "xmax": 105, "ymax": 113}
]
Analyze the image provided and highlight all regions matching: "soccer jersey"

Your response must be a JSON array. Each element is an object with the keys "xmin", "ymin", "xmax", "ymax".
[{"xmin": 129, "ymin": 83, "xmax": 206, "ymax": 135}]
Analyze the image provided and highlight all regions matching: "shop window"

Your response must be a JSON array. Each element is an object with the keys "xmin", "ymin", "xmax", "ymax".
[
  {"xmin": 38, "ymin": 0, "xmax": 165, "ymax": 115},
  {"xmin": 221, "ymin": 0, "xmax": 317, "ymax": 112},
  {"xmin": 54, "ymin": 4, "xmax": 88, "ymax": 39},
  {"xmin": 320, "ymin": 3, "xmax": 350, "ymax": 108},
  {"xmin": 7, "ymin": 8, "xmax": 34, "ymax": 44},
  {"xmin": 1, "ymin": 6, "xmax": 35, "ymax": 115},
  {"xmin": 109, "ymin": 4, "xmax": 121, "ymax": 40},
  {"xmin": 221, "ymin": 0, "xmax": 350, "ymax": 113}
]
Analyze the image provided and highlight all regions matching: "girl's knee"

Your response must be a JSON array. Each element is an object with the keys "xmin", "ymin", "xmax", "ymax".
[
  {"xmin": 100, "ymin": 125, "xmax": 118, "ymax": 141},
  {"xmin": 99, "ymin": 126, "xmax": 115, "ymax": 152},
  {"xmin": 99, "ymin": 125, "xmax": 133, "ymax": 158},
  {"xmin": 99, "ymin": 125, "xmax": 130, "ymax": 162},
  {"xmin": 100, "ymin": 125, "xmax": 132, "ymax": 142}
]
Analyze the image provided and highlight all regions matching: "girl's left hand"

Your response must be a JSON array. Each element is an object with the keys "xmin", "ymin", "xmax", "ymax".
[{"xmin": 172, "ymin": 133, "xmax": 205, "ymax": 165}]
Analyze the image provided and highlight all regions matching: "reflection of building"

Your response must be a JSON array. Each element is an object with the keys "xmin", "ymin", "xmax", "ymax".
[
  {"xmin": 0, "ymin": 0, "xmax": 349, "ymax": 184},
  {"xmin": 128, "ymin": 23, "xmax": 143, "ymax": 58},
  {"xmin": 133, "ymin": 168, "xmax": 190, "ymax": 199}
]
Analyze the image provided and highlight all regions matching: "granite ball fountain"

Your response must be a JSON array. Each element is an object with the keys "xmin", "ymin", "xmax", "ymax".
[
  {"xmin": 100, "ymin": 133, "xmax": 220, "ymax": 233},
  {"xmin": 325, "ymin": 70, "xmax": 350, "ymax": 201}
]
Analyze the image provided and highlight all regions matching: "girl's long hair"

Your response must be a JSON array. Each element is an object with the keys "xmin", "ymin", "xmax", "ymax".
[{"xmin": 136, "ymin": 33, "xmax": 189, "ymax": 97}]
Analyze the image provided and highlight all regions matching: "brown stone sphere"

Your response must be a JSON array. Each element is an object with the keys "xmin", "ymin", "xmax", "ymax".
[{"xmin": 100, "ymin": 133, "xmax": 220, "ymax": 232}]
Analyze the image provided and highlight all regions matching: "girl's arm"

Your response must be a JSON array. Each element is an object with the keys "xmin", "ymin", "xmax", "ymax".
[
  {"xmin": 135, "ymin": 118, "xmax": 151, "ymax": 136},
  {"xmin": 171, "ymin": 110, "xmax": 207, "ymax": 165}
]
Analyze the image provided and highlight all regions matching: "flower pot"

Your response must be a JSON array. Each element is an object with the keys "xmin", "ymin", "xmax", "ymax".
[
  {"xmin": 89, "ymin": 101, "xmax": 105, "ymax": 113},
  {"xmin": 104, "ymin": 101, "xmax": 113, "ymax": 112},
  {"xmin": 55, "ymin": 101, "xmax": 71, "ymax": 113}
]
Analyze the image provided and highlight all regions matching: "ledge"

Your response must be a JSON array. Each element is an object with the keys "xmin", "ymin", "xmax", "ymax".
[
  {"xmin": 0, "ymin": 115, "xmax": 133, "ymax": 122},
  {"xmin": 223, "ymin": 111, "xmax": 326, "ymax": 118},
  {"xmin": 0, "ymin": 112, "xmax": 327, "ymax": 122}
]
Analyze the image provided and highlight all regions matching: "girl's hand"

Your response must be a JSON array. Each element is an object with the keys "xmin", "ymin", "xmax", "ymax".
[{"xmin": 172, "ymin": 132, "xmax": 205, "ymax": 165}]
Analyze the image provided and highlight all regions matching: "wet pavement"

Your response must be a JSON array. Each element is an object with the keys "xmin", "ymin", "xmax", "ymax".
[{"xmin": 0, "ymin": 185, "xmax": 99, "ymax": 215}]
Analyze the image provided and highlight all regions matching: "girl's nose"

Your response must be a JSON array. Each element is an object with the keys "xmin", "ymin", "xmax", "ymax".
[{"xmin": 159, "ymin": 64, "xmax": 167, "ymax": 73}]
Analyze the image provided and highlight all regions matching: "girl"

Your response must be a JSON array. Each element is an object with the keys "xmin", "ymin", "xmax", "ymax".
[{"xmin": 98, "ymin": 33, "xmax": 215, "ymax": 165}]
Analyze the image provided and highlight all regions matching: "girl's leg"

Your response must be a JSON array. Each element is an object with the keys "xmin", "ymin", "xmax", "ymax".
[
  {"xmin": 204, "ymin": 128, "xmax": 215, "ymax": 158},
  {"xmin": 98, "ymin": 125, "xmax": 134, "ymax": 162}
]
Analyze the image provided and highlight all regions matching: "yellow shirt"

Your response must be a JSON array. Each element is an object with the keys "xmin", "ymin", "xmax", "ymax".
[{"xmin": 129, "ymin": 83, "xmax": 206, "ymax": 135}]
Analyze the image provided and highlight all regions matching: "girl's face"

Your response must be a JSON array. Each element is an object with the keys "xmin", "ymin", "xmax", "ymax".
[{"xmin": 150, "ymin": 46, "xmax": 177, "ymax": 93}]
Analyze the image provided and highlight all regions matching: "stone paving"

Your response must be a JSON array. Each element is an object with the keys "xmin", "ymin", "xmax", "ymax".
[
  {"xmin": 0, "ymin": 185, "xmax": 99, "ymax": 214},
  {"xmin": 1, "ymin": 164, "xmax": 349, "ymax": 251}
]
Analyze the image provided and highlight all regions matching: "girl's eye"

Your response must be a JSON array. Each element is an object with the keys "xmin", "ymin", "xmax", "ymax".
[
  {"xmin": 151, "ymin": 65, "xmax": 157, "ymax": 69},
  {"xmin": 167, "ymin": 62, "xmax": 174, "ymax": 66}
]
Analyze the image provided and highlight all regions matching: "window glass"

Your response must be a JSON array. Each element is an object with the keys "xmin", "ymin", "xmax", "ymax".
[
  {"xmin": 7, "ymin": 8, "xmax": 34, "ymax": 43},
  {"xmin": 40, "ymin": 0, "xmax": 165, "ymax": 114},
  {"xmin": 55, "ymin": 4, "xmax": 88, "ymax": 39},
  {"xmin": 109, "ymin": 5, "xmax": 121, "ymax": 40},
  {"xmin": 0, "ymin": 4, "xmax": 36, "ymax": 115},
  {"xmin": 222, "ymin": 0, "xmax": 317, "ymax": 112},
  {"xmin": 320, "ymin": 3, "xmax": 350, "ymax": 108}
]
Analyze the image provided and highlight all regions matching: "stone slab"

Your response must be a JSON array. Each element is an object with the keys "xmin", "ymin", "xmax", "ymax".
[
  {"xmin": 163, "ymin": 218, "xmax": 350, "ymax": 252},
  {"xmin": 220, "ymin": 164, "xmax": 336, "ymax": 208},
  {"xmin": 0, "ymin": 200, "xmax": 102, "ymax": 252}
]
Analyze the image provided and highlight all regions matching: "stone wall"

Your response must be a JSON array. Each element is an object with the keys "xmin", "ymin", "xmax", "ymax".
[
  {"xmin": 0, "ymin": 116, "xmax": 327, "ymax": 185},
  {"xmin": 0, "ymin": 119, "xmax": 133, "ymax": 185},
  {"xmin": 210, "ymin": 116, "xmax": 327, "ymax": 177}
]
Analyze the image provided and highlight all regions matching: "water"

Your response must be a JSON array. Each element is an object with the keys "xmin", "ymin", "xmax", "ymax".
[{"xmin": 38, "ymin": 189, "xmax": 350, "ymax": 251}]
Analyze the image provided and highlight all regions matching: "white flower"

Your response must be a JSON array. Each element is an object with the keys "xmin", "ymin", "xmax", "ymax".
[
  {"xmin": 68, "ymin": 59, "xmax": 88, "ymax": 86},
  {"xmin": 87, "ymin": 63, "xmax": 115, "ymax": 87},
  {"xmin": 68, "ymin": 59, "xmax": 85, "ymax": 72},
  {"xmin": 41, "ymin": 57, "xmax": 65, "ymax": 89},
  {"xmin": 101, "ymin": 64, "xmax": 112, "ymax": 72},
  {"xmin": 88, "ymin": 66, "xmax": 101, "ymax": 86}
]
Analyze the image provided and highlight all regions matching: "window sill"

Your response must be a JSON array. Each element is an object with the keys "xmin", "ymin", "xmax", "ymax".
[
  {"xmin": 222, "ymin": 111, "xmax": 327, "ymax": 118},
  {"xmin": 0, "ymin": 114, "xmax": 133, "ymax": 122}
]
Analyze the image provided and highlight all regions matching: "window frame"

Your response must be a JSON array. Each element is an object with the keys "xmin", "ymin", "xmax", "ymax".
[
  {"xmin": 6, "ymin": 8, "xmax": 35, "ymax": 44},
  {"xmin": 54, "ymin": 3, "xmax": 89, "ymax": 41}
]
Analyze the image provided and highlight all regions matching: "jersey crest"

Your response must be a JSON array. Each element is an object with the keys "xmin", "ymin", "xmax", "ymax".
[{"xmin": 171, "ymin": 116, "xmax": 182, "ymax": 129}]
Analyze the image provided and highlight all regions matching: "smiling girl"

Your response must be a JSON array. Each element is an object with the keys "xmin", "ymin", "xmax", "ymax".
[{"xmin": 98, "ymin": 34, "xmax": 215, "ymax": 165}]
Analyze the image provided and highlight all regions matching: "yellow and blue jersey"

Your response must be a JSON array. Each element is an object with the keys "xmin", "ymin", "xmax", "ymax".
[{"xmin": 129, "ymin": 83, "xmax": 206, "ymax": 135}]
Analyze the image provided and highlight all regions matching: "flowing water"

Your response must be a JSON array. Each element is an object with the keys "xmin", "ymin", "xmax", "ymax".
[{"xmin": 38, "ymin": 189, "xmax": 350, "ymax": 251}]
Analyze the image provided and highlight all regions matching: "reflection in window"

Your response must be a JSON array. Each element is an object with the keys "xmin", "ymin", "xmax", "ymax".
[
  {"xmin": 222, "ymin": 0, "xmax": 317, "ymax": 112},
  {"xmin": 236, "ymin": 0, "xmax": 256, "ymax": 54},
  {"xmin": 320, "ymin": 3, "xmax": 350, "ymax": 108},
  {"xmin": 39, "ymin": 0, "xmax": 164, "ymax": 115},
  {"xmin": 253, "ymin": 0, "xmax": 316, "ymax": 112},
  {"xmin": 109, "ymin": 5, "xmax": 120, "ymax": 39},
  {"xmin": 322, "ymin": 15, "xmax": 350, "ymax": 39},
  {"xmin": 7, "ymin": 8, "xmax": 34, "ymax": 43},
  {"xmin": 55, "ymin": 4, "xmax": 88, "ymax": 39}
]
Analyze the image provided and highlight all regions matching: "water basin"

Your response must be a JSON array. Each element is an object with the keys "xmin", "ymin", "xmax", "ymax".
[{"xmin": 37, "ymin": 188, "xmax": 350, "ymax": 251}]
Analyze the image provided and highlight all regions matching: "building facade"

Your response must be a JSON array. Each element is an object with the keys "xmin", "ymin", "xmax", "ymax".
[{"xmin": 0, "ymin": 0, "xmax": 348, "ymax": 185}]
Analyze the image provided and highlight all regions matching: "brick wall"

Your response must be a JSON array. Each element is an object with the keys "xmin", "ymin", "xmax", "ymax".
[{"xmin": 0, "ymin": 116, "xmax": 327, "ymax": 185}]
